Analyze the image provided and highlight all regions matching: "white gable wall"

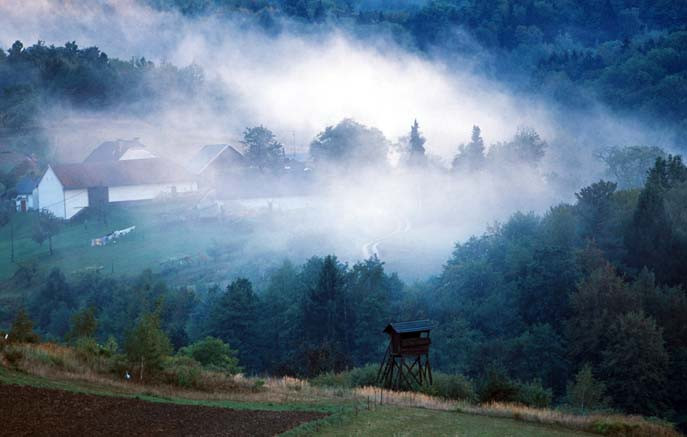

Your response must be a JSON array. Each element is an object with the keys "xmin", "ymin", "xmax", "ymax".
[
  {"xmin": 36, "ymin": 166, "xmax": 66, "ymax": 219},
  {"xmin": 119, "ymin": 148, "xmax": 156, "ymax": 160},
  {"xmin": 108, "ymin": 182, "xmax": 197, "ymax": 202},
  {"xmin": 64, "ymin": 189, "xmax": 89, "ymax": 219}
]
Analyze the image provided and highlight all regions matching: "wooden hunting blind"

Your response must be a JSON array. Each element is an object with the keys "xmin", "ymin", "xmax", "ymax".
[{"xmin": 377, "ymin": 320, "xmax": 433, "ymax": 389}]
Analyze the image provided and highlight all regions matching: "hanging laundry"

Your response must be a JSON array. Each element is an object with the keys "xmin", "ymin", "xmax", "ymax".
[{"xmin": 90, "ymin": 225, "xmax": 136, "ymax": 247}]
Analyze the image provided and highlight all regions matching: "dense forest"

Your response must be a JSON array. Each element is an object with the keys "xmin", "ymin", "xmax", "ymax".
[{"xmin": 4, "ymin": 154, "xmax": 686, "ymax": 427}]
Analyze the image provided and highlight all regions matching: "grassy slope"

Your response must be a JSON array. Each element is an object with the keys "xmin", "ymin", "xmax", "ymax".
[
  {"xmin": 0, "ymin": 201, "xmax": 259, "ymax": 281},
  {"xmin": 0, "ymin": 367, "xmax": 592, "ymax": 437},
  {"xmin": 295, "ymin": 407, "xmax": 595, "ymax": 437}
]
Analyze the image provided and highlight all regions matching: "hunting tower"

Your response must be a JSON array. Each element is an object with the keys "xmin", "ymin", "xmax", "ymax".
[{"xmin": 377, "ymin": 320, "xmax": 432, "ymax": 389}]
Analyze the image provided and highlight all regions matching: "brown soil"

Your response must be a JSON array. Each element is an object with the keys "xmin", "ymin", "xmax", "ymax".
[{"xmin": 0, "ymin": 383, "xmax": 327, "ymax": 436}]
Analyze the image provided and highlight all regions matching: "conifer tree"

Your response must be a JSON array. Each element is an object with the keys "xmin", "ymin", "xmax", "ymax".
[{"xmin": 407, "ymin": 119, "xmax": 427, "ymax": 166}]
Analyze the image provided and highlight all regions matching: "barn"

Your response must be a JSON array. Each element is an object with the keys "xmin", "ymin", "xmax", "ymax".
[
  {"xmin": 188, "ymin": 144, "xmax": 246, "ymax": 187},
  {"xmin": 36, "ymin": 158, "xmax": 198, "ymax": 219}
]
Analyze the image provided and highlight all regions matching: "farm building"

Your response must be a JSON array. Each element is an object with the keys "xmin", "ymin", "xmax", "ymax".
[
  {"xmin": 14, "ymin": 175, "xmax": 39, "ymax": 212},
  {"xmin": 84, "ymin": 138, "xmax": 156, "ymax": 163},
  {"xmin": 36, "ymin": 158, "xmax": 198, "ymax": 219},
  {"xmin": 188, "ymin": 144, "xmax": 246, "ymax": 186}
]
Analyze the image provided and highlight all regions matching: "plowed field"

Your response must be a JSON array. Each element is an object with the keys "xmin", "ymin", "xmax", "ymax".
[{"xmin": 0, "ymin": 383, "xmax": 326, "ymax": 436}]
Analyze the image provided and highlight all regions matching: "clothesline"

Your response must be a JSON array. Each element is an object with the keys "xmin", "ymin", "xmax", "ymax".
[{"xmin": 91, "ymin": 225, "xmax": 136, "ymax": 247}]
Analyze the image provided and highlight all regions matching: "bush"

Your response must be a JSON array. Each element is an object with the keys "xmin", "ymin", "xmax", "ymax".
[
  {"xmin": 422, "ymin": 372, "xmax": 476, "ymax": 402},
  {"xmin": 178, "ymin": 336, "xmax": 241, "ymax": 374},
  {"xmin": 310, "ymin": 370, "xmax": 351, "ymax": 388},
  {"xmin": 103, "ymin": 336, "xmax": 119, "ymax": 357},
  {"xmin": 74, "ymin": 337, "xmax": 100, "ymax": 363},
  {"xmin": 9, "ymin": 309, "xmax": 39, "ymax": 343},
  {"xmin": 479, "ymin": 368, "xmax": 520, "ymax": 403},
  {"xmin": 515, "ymin": 379, "xmax": 553, "ymax": 408},
  {"xmin": 2, "ymin": 346, "xmax": 24, "ymax": 368},
  {"xmin": 162, "ymin": 356, "xmax": 202, "ymax": 388},
  {"xmin": 349, "ymin": 364, "xmax": 380, "ymax": 387}
]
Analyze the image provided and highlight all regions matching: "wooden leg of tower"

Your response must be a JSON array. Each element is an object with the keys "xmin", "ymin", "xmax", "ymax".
[{"xmin": 377, "ymin": 345, "xmax": 390, "ymax": 383}]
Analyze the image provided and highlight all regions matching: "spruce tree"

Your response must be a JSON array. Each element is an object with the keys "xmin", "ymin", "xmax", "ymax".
[{"xmin": 407, "ymin": 119, "xmax": 427, "ymax": 166}]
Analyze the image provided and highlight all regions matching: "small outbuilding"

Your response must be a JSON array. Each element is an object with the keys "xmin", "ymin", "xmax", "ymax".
[
  {"xmin": 14, "ymin": 175, "xmax": 38, "ymax": 212},
  {"xmin": 188, "ymin": 144, "xmax": 246, "ymax": 188}
]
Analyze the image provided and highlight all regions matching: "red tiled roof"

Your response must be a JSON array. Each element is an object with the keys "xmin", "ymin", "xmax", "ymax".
[{"xmin": 51, "ymin": 158, "xmax": 195, "ymax": 189}]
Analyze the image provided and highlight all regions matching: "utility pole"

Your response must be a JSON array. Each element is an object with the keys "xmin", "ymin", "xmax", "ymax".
[
  {"xmin": 292, "ymin": 130, "xmax": 296, "ymax": 159},
  {"xmin": 10, "ymin": 219, "xmax": 15, "ymax": 262}
]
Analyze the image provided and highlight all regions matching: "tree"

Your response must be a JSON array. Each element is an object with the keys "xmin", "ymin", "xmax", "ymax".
[
  {"xmin": 452, "ymin": 125, "xmax": 485, "ymax": 172},
  {"xmin": 601, "ymin": 311, "xmax": 669, "ymax": 415},
  {"xmin": 8, "ymin": 309, "xmax": 39, "ymax": 343},
  {"xmin": 407, "ymin": 119, "xmax": 427, "ymax": 166},
  {"xmin": 179, "ymin": 336, "xmax": 241, "ymax": 374},
  {"xmin": 488, "ymin": 127, "xmax": 547, "ymax": 166},
  {"xmin": 241, "ymin": 125, "xmax": 285, "ymax": 171},
  {"xmin": 575, "ymin": 180, "xmax": 617, "ymax": 238},
  {"xmin": 67, "ymin": 307, "xmax": 97, "ymax": 342},
  {"xmin": 300, "ymin": 255, "xmax": 351, "ymax": 375},
  {"xmin": 346, "ymin": 257, "xmax": 401, "ymax": 366},
  {"xmin": 625, "ymin": 155, "xmax": 687, "ymax": 285},
  {"xmin": 0, "ymin": 200, "xmax": 15, "ymax": 262},
  {"xmin": 209, "ymin": 278, "xmax": 260, "ymax": 370},
  {"xmin": 597, "ymin": 146, "xmax": 666, "ymax": 189},
  {"xmin": 566, "ymin": 264, "xmax": 641, "ymax": 366},
  {"xmin": 125, "ymin": 313, "xmax": 173, "ymax": 381},
  {"xmin": 310, "ymin": 119, "xmax": 389, "ymax": 168},
  {"xmin": 32, "ymin": 210, "xmax": 62, "ymax": 255},
  {"xmin": 8, "ymin": 40, "xmax": 23, "ymax": 60},
  {"xmin": 31, "ymin": 268, "xmax": 77, "ymax": 332},
  {"xmin": 565, "ymin": 364, "xmax": 609, "ymax": 412}
]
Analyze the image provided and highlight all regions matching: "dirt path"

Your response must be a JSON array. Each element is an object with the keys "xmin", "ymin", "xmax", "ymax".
[{"xmin": 0, "ymin": 383, "xmax": 326, "ymax": 436}]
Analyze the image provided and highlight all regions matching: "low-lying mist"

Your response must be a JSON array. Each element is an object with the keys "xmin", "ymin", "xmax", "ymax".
[{"xmin": 0, "ymin": 0, "xmax": 676, "ymax": 279}]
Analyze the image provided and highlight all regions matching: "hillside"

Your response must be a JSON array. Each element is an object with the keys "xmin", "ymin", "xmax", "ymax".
[{"xmin": 0, "ymin": 342, "xmax": 676, "ymax": 437}]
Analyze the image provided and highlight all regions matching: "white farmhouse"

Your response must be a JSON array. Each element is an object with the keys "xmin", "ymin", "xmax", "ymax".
[{"xmin": 36, "ymin": 158, "xmax": 198, "ymax": 219}]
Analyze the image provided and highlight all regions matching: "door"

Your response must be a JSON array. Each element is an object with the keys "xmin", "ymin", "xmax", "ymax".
[
  {"xmin": 20, "ymin": 198, "xmax": 26, "ymax": 212},
  {"xmin": 88, "ymin": 186, "xmax": 109, "ymax": 207}
]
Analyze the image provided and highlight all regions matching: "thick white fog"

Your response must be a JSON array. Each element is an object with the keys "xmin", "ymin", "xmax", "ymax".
[{"xmin": 0, "ymin": 0, "xmax": 672, "ymax": 278}]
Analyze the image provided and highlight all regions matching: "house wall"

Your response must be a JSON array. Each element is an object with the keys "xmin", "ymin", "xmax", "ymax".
[
  {"xmin": 36, "ymin": 166, "xmax": 66, "ymax": 219},
  {"xmin": 64, "ymin": 189, "xmax": 89, "ymax": 219},
  {"xmin": 108, "ymin": 181, "xmax": 197, "ymax": 202}
]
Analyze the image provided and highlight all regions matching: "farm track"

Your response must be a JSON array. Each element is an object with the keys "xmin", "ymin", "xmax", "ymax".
[{"xmin": 0, "ymin": 383, "xmax": 326, "ymax": 436}]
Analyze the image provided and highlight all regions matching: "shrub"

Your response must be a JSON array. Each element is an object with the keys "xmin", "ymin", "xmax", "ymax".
[
  {"xmin": 178, "ymin": 336, "xmax": 241, "ymax": 374},
  {"xmin": 66, "ymin": 307, "xmax": 97, "ymax": 343},
  {"xmin": 2, "ymin": 346, "xmax": 24, "ymax": 368},
  {"xmin": 565, "ymin": 364, "xmax": 610, "ymax": 412},
  {"xmin": 74, "ymin": 337, "xmax": 99, "ymax": 363},
  {"xmin": 515, "ymin": 379, "xmax": 553, "ymax": 408},
  {"xmin": 103, "ymin": 336, "xmax": 119, "ymax": 357},
  {"xmin": 310, "ymin": 370, "xmax": 351, "ymax": 388},
  {"xmin": 349, "ymin": 364, "xmax": 380, "ymax": 387},
  {"xmin": 162, "ymin": 356, "xmax": 202, "ymax": 388},
  {"xmin": 422, "ymin": 372, "xmax": 476, "ymax": 402},
  {"xmin": 8, "ymin": 309, "xmax": 39, "ymax": 343},
  {"xmin": 479, "ymin": 368, "xmax": 520, "ymax": 403}
]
